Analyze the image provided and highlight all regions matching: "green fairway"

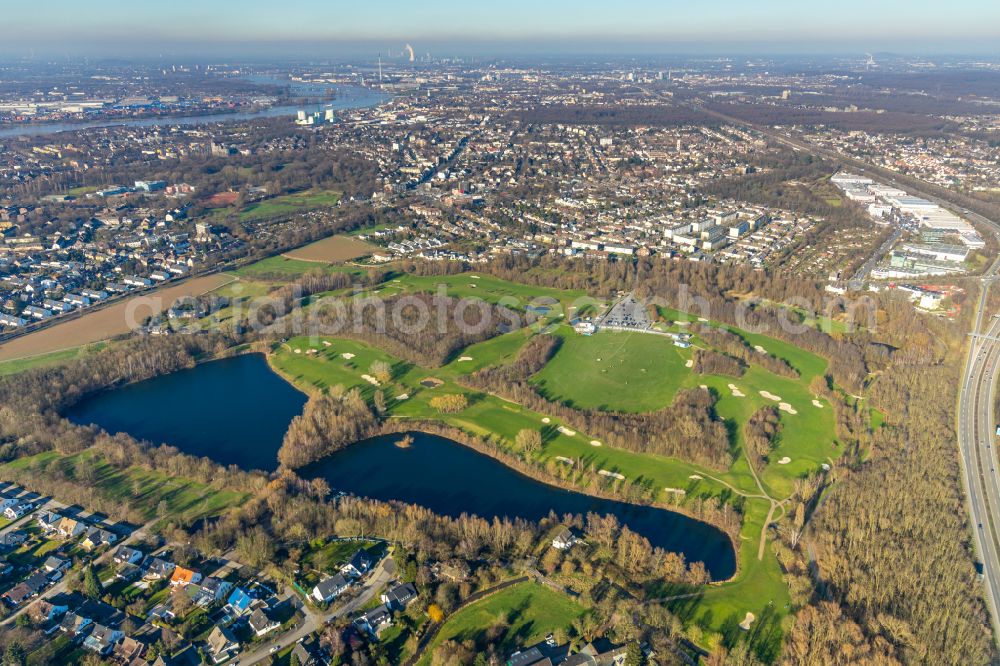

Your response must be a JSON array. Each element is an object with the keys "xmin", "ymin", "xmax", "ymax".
[
  {"xmin": 418, "ymin": 581, "xmax": 586, "ymax": 665},
  {"xmin": 531, "ymin": 328, "xmax": 690, "ymax": 412},
  {"xmin": 239, "ymin": 189, "xmax": 341, "ymax": 222}
]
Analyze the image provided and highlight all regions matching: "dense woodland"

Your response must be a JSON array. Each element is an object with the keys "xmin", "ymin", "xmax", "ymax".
[
  {"xmin": 277, "ymin": 389, "xmax": 380, "ymax": 468},
  {"xmin": 692, "ymin": 325, "xmax": 797, "ymax": 379},
  {"xmin": 312, "ymin": 292, "xmax": 521, "ymax": 367}
]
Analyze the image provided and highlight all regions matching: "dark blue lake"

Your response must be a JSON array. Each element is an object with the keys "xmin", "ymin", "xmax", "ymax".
[
  {"xmin": 65, "ymin": 354, "xmax": 306, "ymax": 472},
  {"xmin": 66, "ymin": 356, "xmax": 736, "ymax": 579},
  {"xmin": 303, "ymin": 432, "xmax": 736, "ymax": 581}
]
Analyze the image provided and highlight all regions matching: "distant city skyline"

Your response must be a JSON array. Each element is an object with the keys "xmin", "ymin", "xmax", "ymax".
[{"xmin": 4, "ymin": 0, "xmax": 1000, "ymax": 56}]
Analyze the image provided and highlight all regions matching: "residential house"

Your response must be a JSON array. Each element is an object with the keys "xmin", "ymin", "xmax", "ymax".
[
  {"xmin": 552, "ymin": 527, "xmax": 579, "ymax": 551},
  {"xmin": 56, "ymin": 516, "xmax": 86, "ymax": 539},
  {"xmin": 205, "ymin": 625, "xmax": 240, "ymax": 664},
  {"xmin": 113, "ymin": 545, "xmax": 144, "ymax": 566},
  {"xmin": 340, "ymin": 549, "xmax": 372, "ymax": 578},
  {"xmin": 248, "ymin": 608, "xmax": 280, "ymax": 637},
  {"xmin": 191, "ymin": 577, "xmax": 233, "ymax": 606},
  {"xmin": 225, "ymin": 587, "xmax": 254, "ymax": 616},
  {"xmin": 3, "ymin": 572, "xmax": 48, "ymax": 606},
  {"xmin": 82, "ymin": 623, "xmax": 124, "ymax": 655},
  {"xmin": 143, "ymin": 556, "xmax": 176, "ymax": 580},
  {"xmin": 0, "ymin": 556, "xmax": 12, "ymax": 577},
  {"xmin": 113, "ymin": 635, "xmax": 146, "ymax": 664},
  {"xmin": 59, "ymin": 611, "xmax": 93, "ymax": 638},
  {"xmin": 3, "ymin": 501, "xmax": 31, "ymax": 521},
  {"xmin": 43, "ymin": 555, "xmax": 71, "ymax": 574},
  {"xmin": 381, "ymin": 582, "xmax": 418, "ymax": 610},
  {"xmin": 0, "ymin": 531, "xmax": 27, "ymax": 550},
  {"xmin": 169, "ymin": 566, "xmax": 202, "ymax": 588},
  {"xmin": 0, "ymin": 495, "xmax": 19, "ymax": 511},
  {"xmin": 36, "ymin": 511, "xmax": 61, "ymax": 533},
  {"xmin": 116, "ymin": 562, "xmax": 142, "ymax": 583},
  {"xmin": 291, "ymin": 638, "xmax": 321, "ymax": 666},
  {"xmin": 82, "ymin": 526, "xmax": 118, "ymax": 551},
  {"xmin": 562, "ymin": 640, "xmax": 628, "ymax": 666},
  {"xmin": 312, "ymin": 573, "xmax": 350, "ymax": 603},
  {"xmin": 355, "ymin": 603, "xmax": 392, "ymax": 637},
  {"xmin": 27, "ymin": 597, "xmax": 69, "ymax": 626}
]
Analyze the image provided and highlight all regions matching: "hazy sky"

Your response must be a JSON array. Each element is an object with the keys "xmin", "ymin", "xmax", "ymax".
[{"xmin": 5, "ymin": 0, "xmax": 1000, "ymax": 56}]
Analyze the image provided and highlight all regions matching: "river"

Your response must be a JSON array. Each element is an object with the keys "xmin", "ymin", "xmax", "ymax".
[{"xmin": 0, "ymin": 82, "xmax": 388, "ymax": 139}]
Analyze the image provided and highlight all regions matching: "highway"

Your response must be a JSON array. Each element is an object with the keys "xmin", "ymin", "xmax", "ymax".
[{"xmin": 961, "ymin": 279, "xmax": 1000, "ymax": 647}]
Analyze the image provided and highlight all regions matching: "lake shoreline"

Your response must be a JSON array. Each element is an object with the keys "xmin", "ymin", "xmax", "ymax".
[{"xmin": 372, "ymin": 420, "xmax": 741, "ymax": 583}]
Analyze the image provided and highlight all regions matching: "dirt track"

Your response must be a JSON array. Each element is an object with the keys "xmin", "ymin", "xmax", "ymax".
[
  {"xmin": 0, "ymin": 274, "xmax": 231, "ymax": 362},
  {"xmin": 282, "ymin": 234, "xmax": 375, "ymax": 263}
]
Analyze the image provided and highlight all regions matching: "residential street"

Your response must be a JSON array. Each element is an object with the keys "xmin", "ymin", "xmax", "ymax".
[{"xmin": 239, "ymin": 556, "xmax": 396, "ymax": 665}]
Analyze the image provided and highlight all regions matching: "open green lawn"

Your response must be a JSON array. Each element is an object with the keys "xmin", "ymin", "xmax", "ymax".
[
  {"xmin": 531, "ymin": 328, "xmax": 691, "ymax": 412},
  {"xmin": 418, "ymin": 582, "xmax": 585, "ymax": 665},
  {"xmin": 240, "ymin": 189, "xmax": 341, "ymax": 222},
  {"xmin": 0, "ymin": 342, "xmax": 106, "ymax": 376},
  {"xmin": 2, "ymin": 450, "xmax": 248, "ymax": 526}
]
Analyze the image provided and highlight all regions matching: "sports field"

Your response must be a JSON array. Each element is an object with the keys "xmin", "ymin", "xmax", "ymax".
[{"xmin": 239, "ymin": 189, "xmax": 341, "ymax": 221}]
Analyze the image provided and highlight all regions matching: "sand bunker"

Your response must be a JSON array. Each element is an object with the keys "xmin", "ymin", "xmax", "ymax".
[
  {"xmin": 396, "ymin": 394, "xmax": 409, "ymax": 400},
  {"xmin": 590, "ymin": 440, "xmax": 602, "ymax": 447},
  {"xmin": 541, "ymin": 417, "xmax": 551, "ymax": 424},
  {"xmin": 697, "ymin": 317, "xmax": 708, "ymax": 322},
  {"xmin": 689, "ymin": 474, "xmax": 703, "ymax": 480},
  {"xmin": 812, "ymin": 399, "xmax": 824, "ymax": 408},
  {"xmin": 341, "ymin": 352, "xmax": 355, "ymax": 360},
  {"xmin": 555, "ymin": 456, "xmax": 574, "ymax": 465},
  {"xmin": 685, "ymin": 359, "xmax": 694, "ymax": 368},
  {"xmin": 322, "ymin": 341, "xmax": 332, "ymax": 347},
  {"xmin": 361, "ymin": 374, "xmax": 381, "ymax": 386},
  {"xmin": 753, "ymin": 345, "xmax": 767, "ymax": 354},
  {"xmin": 699, "ymin": 384, "xmax": 709, "ymax": 390},
  {"xmin": 557, "ymin": 425, "xmax": 577, "ymax": 437},
  {"xmin": 739, "ymin": 612, "xmax": 756, "ymax": 631},
  {"xmin": 664, "ymin": 487, "xmax": 687, "ymax": 495},
  {"xmin": 778, "ymin": 402, "xmax": 798, "ymax": 415},
  {"xmin": 727, "ymin": 383, "xmax": 745, "ymax": 397},
  {"xmin": 822, "ymin": 463, "xmax": 831, "ymax": 471},
  {"xmin": 599, "ymin": 470, "xmax": 626, "ymax": 480},
  {"xmin": 294, "ymin": 348, "xmax": 301, "ymax": 354},
  {"xmin": 759, "ymin": 390, "xmax": 782, "ymax": 401},
  {"xmin": 778, "ymin": 456, "xmax": 791, "ymax": 465},
  {"xmin": 458, "ymin": 356, "xmax": 473, "ymax": 362},
  {"xmin": 470, "ymin": 275, "xmax": 480, "ymax": 279}
]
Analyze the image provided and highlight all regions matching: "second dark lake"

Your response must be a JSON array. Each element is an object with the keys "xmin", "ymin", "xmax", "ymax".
[{"xmin": 302, "ymin": 432, "xmax": 737, "ymax": 581}]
